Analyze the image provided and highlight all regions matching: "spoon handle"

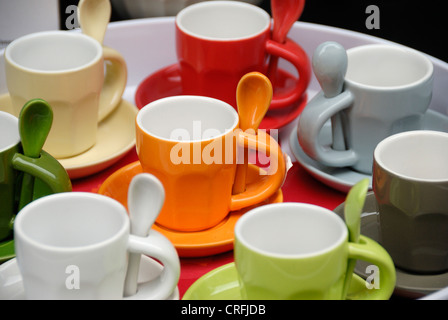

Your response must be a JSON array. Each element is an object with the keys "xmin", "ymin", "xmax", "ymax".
[
  {"xmin": 312, "ymin": 41, "xmax": 349, "ymax": 151},
  {"xmin": 18, "ymin": 173, "xmax": 34, "ymax": 210},
  {"xmin": 124, "ymin": 253, "xmax": 141, "ymax": 297},
  {"xmin": 232, "ymin": 152, "xmax": 249, "ymax": 194}
]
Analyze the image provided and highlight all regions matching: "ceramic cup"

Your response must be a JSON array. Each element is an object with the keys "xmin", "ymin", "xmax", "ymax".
[
  {"xmin": 0, "ymin": 110, "xmax": 71, "ymax": 242},
  {"xmin": 373, "ymin": 130, "xmax": 448, "ymax": 274},
  {"xmin": 14, "ymin": 192, "xmax": 180, "ymax": 300},
  {"xmin": 234, "ymin": 202, "xmax": 396, "ymax": 300},
  {"xmin": 175, "ymin": 1, "xmax": 310, "ymax": 109},
  {"xmin": 136, "ymin": 95, "xmax": 287, "ymax": 232},
  {"xmin": 298, "ymin": 42, "xmax": 433, "ymax": 174},
  {"xmin": 5, "ymin": 31, "xmax": 127, "ymax": 159}
]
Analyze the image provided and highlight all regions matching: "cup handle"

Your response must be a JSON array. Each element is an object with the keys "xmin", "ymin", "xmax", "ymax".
[
  {"xmin": 12, "ymin": 150, "xmax": 72, "ymax": 197},
  {"xmin": 126, "ymin": 230, "xmax": 180, "ymax": 300},
  {"xmin": 265, "ymin": 38, "xmax": 311, "ymax": 110},
  {"xmin": 229, "ymin": 130, "xmax": 286, "ymax": 211},
  {"xmin": 97, "ymin": 46, "xmax": 128, "ymax": 122},
  {"xmin": 297, "ymin": 90, "xmax": 359, "ymax": 167},
  {"xmin": 345, "ymin": 235, "xmax": 396, "ymax": 300}
]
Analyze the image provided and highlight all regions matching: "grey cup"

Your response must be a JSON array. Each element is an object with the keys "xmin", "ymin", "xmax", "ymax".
[
  {"xmin": 373, "ymin": 130, "xmax": 448, "ymax": 274},
  {"xmin": 298, "ymin": 42, "xmax": 433, "ymax": 174}
]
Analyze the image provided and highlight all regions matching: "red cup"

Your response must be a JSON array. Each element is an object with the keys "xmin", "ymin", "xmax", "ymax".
[{"xmin": 175, "ymin": 1, "xmax": 311, "ymax": 110}]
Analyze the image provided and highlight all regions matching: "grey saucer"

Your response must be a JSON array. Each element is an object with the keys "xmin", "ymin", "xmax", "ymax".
[
  {"xmin": 334, "ymin": 192, "xmax": 448, "ymax": 299},
  {"xmin": 290, "ymin": 109, "xmax": 448, "ymax": 193}
]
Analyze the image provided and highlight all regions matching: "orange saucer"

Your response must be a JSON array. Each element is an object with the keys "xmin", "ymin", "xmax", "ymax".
[{"xmin": 98, "ymin": 161, "xmax": 283, "ymax": 257}]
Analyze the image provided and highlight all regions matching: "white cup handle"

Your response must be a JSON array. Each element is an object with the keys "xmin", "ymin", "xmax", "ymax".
[
  {"xmin": 297, "ymin": 90, "xmax": 358, "ymax": 167},
  {"xmin": 125, "ymin": 230, "xmax": 180, "ymax": 300}
]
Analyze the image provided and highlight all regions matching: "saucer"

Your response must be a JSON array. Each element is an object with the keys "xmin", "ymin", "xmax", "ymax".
[
  {"xmin": 182, "ymin": 262, "xmax": 368, "ymax": 300},
  {"xmin": 0, "ymin": 239, "xmax": 14, "ymax": 264},
  {"xmin": 290, "ymin": 109, "xmax": 448, "ymax": 193},
  {"xmin": 334, "ymin": 192, "xmax": 448, "ymax": 299},
  {"xmin": 0, "ymin": 256, "xmax": 179, "ymax": 300},
  {"xmin": 0, "ymin": 93, "xmax": 138, "ymax": 180},
  {"xmin": 134, "ymin": 63, "xmax": 308, "ymax": 130},
  {"xmin": 98, "ymin": 161, "xmax": 283, "ymax": 258}
]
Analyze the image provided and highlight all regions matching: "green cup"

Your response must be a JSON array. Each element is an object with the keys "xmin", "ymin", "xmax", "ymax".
[
  {"xmin": 0, "ymin": 111, "xmax": 72, "ymax": 241},
  {"xmin": 234, "ymin": 202, "xmax": 396, "ymax": 300}
]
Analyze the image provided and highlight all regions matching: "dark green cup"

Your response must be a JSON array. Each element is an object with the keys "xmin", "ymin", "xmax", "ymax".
[{"xmin": 0, "ymin": 111, "xmax": 72, "ymax": 241}]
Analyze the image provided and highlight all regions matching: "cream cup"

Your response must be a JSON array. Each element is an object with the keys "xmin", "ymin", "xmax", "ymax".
[{"xmin": 5, "ymin": 31, "xmax": 127, "ymax": 158}]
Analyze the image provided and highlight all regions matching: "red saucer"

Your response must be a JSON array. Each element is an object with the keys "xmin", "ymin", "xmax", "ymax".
[{"xmin": 135, "ymin": 63, "xmax": 307, "ymax": 130}]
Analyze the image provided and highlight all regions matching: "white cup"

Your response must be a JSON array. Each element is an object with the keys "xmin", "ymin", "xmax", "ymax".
[{"xmin": 14, "ymin": 192, "xmax": 180, "ymax": 300}]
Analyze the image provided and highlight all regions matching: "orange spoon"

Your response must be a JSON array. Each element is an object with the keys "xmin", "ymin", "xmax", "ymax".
[{"xmin": 232, "ymin": 72, "xmax": 273, "ymax": 194}]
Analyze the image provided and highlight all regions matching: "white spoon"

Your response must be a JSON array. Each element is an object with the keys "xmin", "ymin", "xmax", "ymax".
[{"xmin": 123, "ymin": 173, "xmax": 165, "ymax": 297}]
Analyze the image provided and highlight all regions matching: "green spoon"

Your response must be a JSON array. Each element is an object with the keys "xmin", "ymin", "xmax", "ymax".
[
  {"xmin": 342, "ymin": 177, "xmax": 369, "ymax": 298},
  {"xmin": 18, "ymin": 99, "xmax": 53, "ymax": 210}
]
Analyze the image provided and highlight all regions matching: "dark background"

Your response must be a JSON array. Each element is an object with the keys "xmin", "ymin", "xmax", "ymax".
[{"xmin": 58, "ymin": 0, "xmax": 445, "ymax": 62}]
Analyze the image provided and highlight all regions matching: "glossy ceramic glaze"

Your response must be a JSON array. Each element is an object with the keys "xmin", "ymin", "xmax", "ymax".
[
  {"xmin": 342, "ymin": 178, "xmax": 369, "ymax": 297},
  {"xmin": 0, "ymin": 255, "xmax": 180, "ymax": 300},
  {"xmin": 334, "ymin": 193, "xmax": 448, "ymax": 298},
  {"xmin": 232, "ymin": 72, "xmax": 272, "ymax": 194},
  {"xmin": 135, "ymin": 95, "xmax": 286, "ymax": 232},
  {"xmin": 98, "ymin": 161, "xmax": 283, "ymax": 257},
  {"xmin": 134, "ymin": 63, "xmax": 308, "ymax": 130},
  {"xmin": 373, "ymin": 130, "xmax": 448, "ymax": 274},
  {"xmin": 289, "ymin": 110, "xmax": 448, "ymax": 192},
  {"xmin": 14, "ymin": 192, "xmax": 180, "ymax": 300},
  {"xmin": 182, "ymin": 262, "xmax": 369, "ymax": 300},
  {"xmin": 5, "ymin": 31, "xmax": 127, "ymax": 158},
  {"xmin": 267, "ymin": 0, "xmax": 305, "ymax": 92},
  {"xmin": 0, "ymin": 110, "xmax": 71, "ymax": 241},
  {"xmin": 0, "ymin": 94, "xmax": 138, "ymax": 179},
  {"xmin": 234, "ymin": 202, "xmax": 396, "ymax": 300},
  {"xmin": 175, "ymin": 1, "xmax": 310, "ymax": 109},
  {"xmin": 124, "ymin": 173, "xmax": 166, "ymax": 297},
  {"xmin": 298, "ymin": 43, "xmax": 434, "ymax": 174},
  {"xmin": 78, "ymin": 0, "xmax": 112, "ymax": 45}
]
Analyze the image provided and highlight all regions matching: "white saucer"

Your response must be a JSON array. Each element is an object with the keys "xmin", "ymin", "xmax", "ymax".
[
  {"xmin": 0, "ymin": 256, "xmax": 179, "ymax": 300},
  {"xmin": 0, "ymin": 93, "xmax": 138, "ymax": 180},
  {"xmin": 290, "ymin": 109, "xmax": 448, "ymax": 193}
]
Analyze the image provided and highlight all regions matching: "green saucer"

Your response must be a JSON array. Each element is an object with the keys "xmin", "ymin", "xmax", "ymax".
[
  {"xmin": 0, "ymin": 239, "xmax": 15, "ymax": 264},
  {"xmin": 183, "ymin": 262, "xmax": 369, "ymax": 300}
]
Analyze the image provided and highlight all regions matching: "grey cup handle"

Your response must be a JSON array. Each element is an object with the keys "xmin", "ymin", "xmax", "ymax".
[
  {"xmin": 297, "ymin": 91, "xmax": 357, "ymax": 167},
  {"xmin": 298, "ymin": 41, "xmax": 358, "ymax": 167}
]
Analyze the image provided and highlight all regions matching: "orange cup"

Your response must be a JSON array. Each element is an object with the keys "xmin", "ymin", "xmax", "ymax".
[{"xmin": 136, "ymin": 96, "xmax": 286, "ymax": 231}]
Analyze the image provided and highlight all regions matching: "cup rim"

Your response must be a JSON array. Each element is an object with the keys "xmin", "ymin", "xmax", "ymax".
[
  {"xmin": 234, "ymin": 202, "xmax": 347, "ymax": 259},
  {"xmin": 136, "ymin": 95, "xmax": 239, "ymax": 143},
  {"xmin": 14, "ymin": 192, "xmax": 129, "ymax": 253},
  {"xmin": 175, "ymin": 0, "xmax": 270, "ymax": 42},
  {"xmin": 345, "ymin": 44, "xmax": 434, "ymax": 91},
  {"xmin": 5, "ymin": 31, "xmax": 103, "ymax": 74},
  {"xmin": 0, "ymin": 111, "xmax": 20, "ymax": 153},
  {"xmin": 374, "ymin": 130, "xmax": 448, "ymax": 183}
]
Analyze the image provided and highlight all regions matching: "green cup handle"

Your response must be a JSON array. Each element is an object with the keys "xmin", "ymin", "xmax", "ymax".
[
  {"xmin": 12, "ymin": 150, "xmax": 72, "ymax": 203},
  {"xmin": 345, "ymin": 235, "xmax": 396, "ymax": 300}
]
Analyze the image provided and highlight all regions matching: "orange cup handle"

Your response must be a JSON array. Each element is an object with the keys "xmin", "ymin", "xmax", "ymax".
[{"xmin": 229, "ymin": 130, "xmax": 286, "ymax": 211}]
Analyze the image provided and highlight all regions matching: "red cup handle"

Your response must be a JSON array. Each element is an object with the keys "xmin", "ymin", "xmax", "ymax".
[{"xmin": 265, "ymin": 38, "xmax": 311, "ymax": 110}]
